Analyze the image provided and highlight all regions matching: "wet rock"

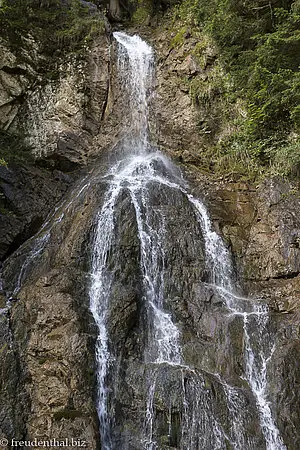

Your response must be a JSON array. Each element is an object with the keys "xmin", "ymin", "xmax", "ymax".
[
  {"xmin": 106, "ymin": 191, "xmax": 143, "ymax": 357},
  {"xmin": 0, "ymin": 22, "xmax": 300, "ymax": 450},
  {"xmin": 0, "ymin": 31, "xmax": 111, "ymax": 260},
  {"xmin": 0, "ymin": 164, "xmax": 71, "ymax": 261},
  {"xmin": 0, "ymin": 312, "xmax": 28, "ymax": 441},
  {"xmin": 2, "ymin": 181, "xmax": 102, "ymax": 445}
]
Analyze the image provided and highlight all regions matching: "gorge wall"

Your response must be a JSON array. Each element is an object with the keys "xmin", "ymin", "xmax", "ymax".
[{"xmin": 0, "ymin": 8, "xmax": 299, "ymax": 450}]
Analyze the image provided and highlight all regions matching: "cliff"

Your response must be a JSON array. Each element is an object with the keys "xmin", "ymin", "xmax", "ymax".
[{"xmin": 0, "ymin": 1, "xmax": 299, "ymax": 449}]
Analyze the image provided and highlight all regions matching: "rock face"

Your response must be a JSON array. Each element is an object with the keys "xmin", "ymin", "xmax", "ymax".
[
  {"xmin": 0, "ymin": 23, "xmax": 112, "ymax": 446},
  {"xmin": 151, "ymin": 30, "xmax": 202, "ymax": 161},
  {"xmin": 0, "ymin": 22, "xmax": 300, "ymax": 450},
  {"xmin": 148, "ymin": 28, "xmax": 221, "ymax": 167},
  {"xmin": 1, "ymin": 172, "xmax": 108, "ymax": 446},
  {"xmin": 0, "ymin": 32, "xmax": 110, "ymax": 161},
  {"xmin": 0, "ymin": 31, "xmax": 111, "ymax": 261},
  {"xmin": 204, "ymin": 177, "xmax": 300, "ymax": 449}
]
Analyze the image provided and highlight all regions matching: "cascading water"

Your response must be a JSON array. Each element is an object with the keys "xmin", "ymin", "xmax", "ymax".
[
  {"xmin": 191, "ymin": 201, "xmax": 286, "ymax": 450},
  {"xmin": 7, "ymin": 180, "xmax": 91, "ymax": 298},
  {"xmin": 188, "ymin": 197, "xmax": 286, "ymax": 449},
  {"xmin": 89, "ymin": 31, "xmax": 286, "ymax": 450},
  {"xmin": 114, "ymin": 31, "xmax": 153, "ymax": 152},
  {"xmin": 89, "ymin": 34, "xmax": 183, "ymax": 448}
]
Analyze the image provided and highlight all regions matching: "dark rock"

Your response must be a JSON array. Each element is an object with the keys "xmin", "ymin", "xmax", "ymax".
[
  {"xmin": 0, "ymin": 21, "xmax": 299, "ymax": 450},
  {"xmin": 2, "ymin": 181, "xmax": 103, "ymax": 445},
  {"xmin": 0, "ymin": 313, "xmax": 28, "ymax": 442},
  {"xmin": 79, "ymin": 0, "xmax": 98, "ymax": 13},
  {"xmin": 0, "ymin": 164, "xmax": 71, "ymax": 261}
]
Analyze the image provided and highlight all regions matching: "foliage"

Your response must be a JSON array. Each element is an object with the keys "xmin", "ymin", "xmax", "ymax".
[
  {"xmin": 132, "ymin": 6, "xmax": 150, "ymax": 24},
  {"xmin": 0, "ymin": 1, "xmax": 105, "ymax": 166},
  {"xmin": 0, "ymin": 0, "xmax": 105, "ymax": 54},
  {"xmin": 172, "ymin": 0, "xmax": 300, "ymax": 179},
  {"xmin": 0, "ymin": 130, "xmax": 34, "ymax": 165}
]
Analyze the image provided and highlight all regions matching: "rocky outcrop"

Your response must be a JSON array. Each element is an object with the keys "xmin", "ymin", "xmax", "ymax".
[
  {"xmin": 151, "ymin": 30, "xmax": 202, "ymax": 161},
  {"xmin": 1, "ymin": 172, "xmax": 108, "ymax": 446},
  {"xmin": 18, "ymin": 36, "xmax": 110, "ymax": 164},
  {"xmin": 0, "ymin": 30, "xmax": 111, "ymax": 261},
  {"xmin": 148, "ymin": 27, "xmax": 223, "ymax": 167},
  {"xmin": 0, "ymin": 26, "xmax": 110, "ymax": 160},
  {"xmin": 187, "ymin": 174, "xmax": 300, "ymax": 449},
  {"xmin": 0, "ymin": 20, "xmax": 300, "ymax": 450},
  {"xmin": 0, "ymin": 38, "xmax": 36, "ymax": 131}
]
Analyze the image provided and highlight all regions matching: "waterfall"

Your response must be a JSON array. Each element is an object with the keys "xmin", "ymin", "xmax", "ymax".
[
  {"xmin": 114, "ymin": 32, "xmax": 154, "ymax": 152},
  {"xmin": 189, "ymin": 200, "xmax": 287, "ymax": 450},
  {"xmin": 89, "ymin": 31, "xmax": 286, "ymax": 450}
]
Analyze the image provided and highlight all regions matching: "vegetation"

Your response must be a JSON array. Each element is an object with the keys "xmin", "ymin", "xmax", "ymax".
[
  {"xmin": 0, "ymin": 0, "xmax": 105, "ymax": 55},
  {"xmin": 172, "ymin": 0, "xmax": 300, "ymax": 179},
  {"xmin": 132, "ymin": 0, "xmax": 152, "ymax": 24},
  {"xmin": 1, "ymin": 0, "xmax": 298, "ymax": 178},
  {"xmin": 0, "ymin": 130, "xmax": 34, "ymax": 165},
  {"xmin": 0, "ymin": 0, "xmax": 105, "ymax": 166}
]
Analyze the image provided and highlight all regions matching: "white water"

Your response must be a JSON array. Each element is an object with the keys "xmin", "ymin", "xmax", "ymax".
[
  {"xmin": 114, "ymin": 31, "xmax": 154, "ymax": 152},
  {"xmin": 243, "ymin": 313, "xmax": 286, "ymax": 449},
  {"xmin": 128, "ymin": 173, "xmax": 182, "ymax": 365},
  {"xmin": 10, "ymin": 180, "xmax": 90, "ymax": 297},
  {"xmin": 89, "ymin": 33, "xmax": 183, "ymax": 449},
  {"xmin": 144, "ymin": 370, "xmax": 158, "ymax": 449},
  {"xmin": 89, "ymin": 184, "xmax": 119, "ymax": 450},
  {"xmin": 190, "ymin": 199, "xmax": 286, "ymax": 450},
  {"xmin": 180, "ymin": 370, "xmax": 227, "ymax": 450},
  {"xmin": 89, "ymin": 151, "xmax": 185, "ymax": 448},
  {"xmin": 109, "ymin": 35, "xmax": 181, "ymax": 366},
  {"xmin": 88, "ymin": 31, "xmax": 286, "ymax": 450},
  {"xmin": 221, "ymin": 380, "xmax": 255, "ymax": 449}
]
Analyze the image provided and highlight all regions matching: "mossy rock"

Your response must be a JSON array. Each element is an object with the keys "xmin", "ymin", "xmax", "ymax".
[{"xmin": 53, "ymin": 408, "xmax": 83, "ymax": 421}]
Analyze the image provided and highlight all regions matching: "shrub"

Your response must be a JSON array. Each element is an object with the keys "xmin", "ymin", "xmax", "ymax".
[{"xmin": 172, "ymin": 0, "xmax": 300, "ymax": 179}]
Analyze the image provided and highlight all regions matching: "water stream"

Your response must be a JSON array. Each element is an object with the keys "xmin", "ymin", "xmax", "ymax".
[
  {"xmin": 7, "ymin": 179, "xmax": 91, "ymax": 298},
  {"xmin": 88, "ymin": 31, "xmax": 286, "ymax": 450}
]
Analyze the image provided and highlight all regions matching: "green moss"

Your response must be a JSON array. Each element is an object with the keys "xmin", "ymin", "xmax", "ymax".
[
  {"xmin": 37, "ymin": 357, "xmax": 48, "ymax": 365},
  {"xmin": 0, "ymin": 343, "xmax": 7, "ymax": 355},
  {"xmin": 170, "ymin": 26, "xmax": 188, "ymax": 48},
  {"xmin": 0, "ymin": 130, "xmax": 33, "ymax": 166},
  {"xmin": 189, "ymin": 63, "xmax": 227, "ymax": 104},
  {"xmin": 131, "ymin": 0, "xmax": 152, "ymax": 24},
  {"xmin": 0, "ymin": 205, "xmax": 16, "ymax": 216},
  {"xmin": 203, "ymin": 377, "xmax": 211, "ymax": 390},
  {"xmin": 53, "ymin": 409, "xmax": 83, "ymax": 421},
  {"xmin": 132, "ymin": 7, "xmax": 149, "ymax": 24}
]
